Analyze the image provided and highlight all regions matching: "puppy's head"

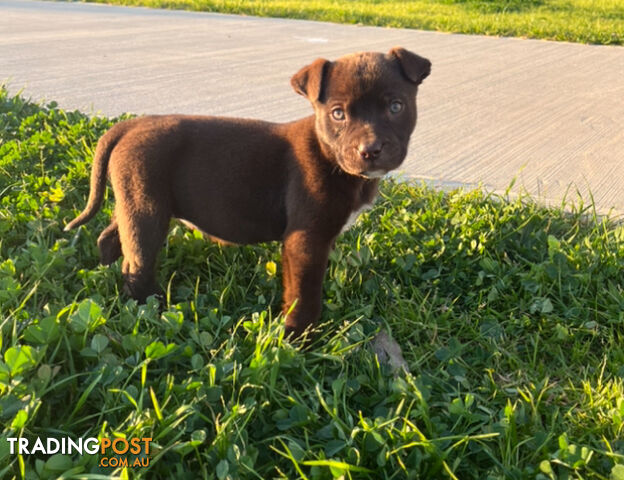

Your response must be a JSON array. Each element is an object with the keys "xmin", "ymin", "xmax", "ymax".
[{"xmin": 291, "ymin": 47, "xmax": 431, "ymax": 178}]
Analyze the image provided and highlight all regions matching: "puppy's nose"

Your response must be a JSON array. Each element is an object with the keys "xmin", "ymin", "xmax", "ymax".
[{"xmin": 358, "ymin": 141, "xmax": 383, "ymax": 160}]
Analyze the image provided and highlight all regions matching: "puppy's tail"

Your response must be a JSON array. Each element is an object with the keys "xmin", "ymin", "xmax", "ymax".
[{"xmin": 64, "ymin": 124, "xmax": 126, "ymax": 231}]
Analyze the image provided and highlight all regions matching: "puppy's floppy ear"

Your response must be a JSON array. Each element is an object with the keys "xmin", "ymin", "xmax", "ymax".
[
  {"xmin": 388, "ymin": 47, "xmax": 431, "ymax": 85},
  {"xmin": 291, "ymin": 58, "xmax": 329, "ymax": 102}
]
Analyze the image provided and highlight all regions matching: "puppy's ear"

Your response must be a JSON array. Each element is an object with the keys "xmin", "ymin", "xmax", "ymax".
[
  {"xmin": 388, "ymin": 47, "xmax": 431, "ymax": 85},
  {"xmin": 291, "ymin": 58, "xmax": 329, "ymax": 102}
]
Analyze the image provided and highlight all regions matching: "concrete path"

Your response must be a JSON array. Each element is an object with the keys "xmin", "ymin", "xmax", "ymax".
[{"xmin": 2, "ymin": 0, "xmax": 623, "ymax": 213}]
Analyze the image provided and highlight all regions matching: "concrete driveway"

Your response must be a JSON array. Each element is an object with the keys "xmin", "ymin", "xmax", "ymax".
[{"xmin": 2, "ymin": 0, "xmax": 623, "ymax": 213}]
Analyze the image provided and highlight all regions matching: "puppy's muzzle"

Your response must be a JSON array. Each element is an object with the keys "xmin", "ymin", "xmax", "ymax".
[
  {"xmin": 361, "ymin": 169, "xmax": 387, "ymax": 179},
  {"xmin": 357, "ymin": 140, "xmax": 384, "ymax": 161},
  {"xmin": 355, "ymin": 141, "xmax": 391, "ymax": 178}
]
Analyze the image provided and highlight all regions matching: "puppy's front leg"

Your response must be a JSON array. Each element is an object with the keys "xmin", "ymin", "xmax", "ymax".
[{"xmin": 281, "ymin": 230, "xmax": 332, "ymax": 337}]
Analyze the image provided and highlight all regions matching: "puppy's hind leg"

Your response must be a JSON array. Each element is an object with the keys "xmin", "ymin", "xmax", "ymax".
[
  {"xmin": 115, "ymin": 204, "xmax": 171, "ymax": 304},
  {"xmin": 97, "ymin": 217, "xmax": 122, "ymax": 265}
]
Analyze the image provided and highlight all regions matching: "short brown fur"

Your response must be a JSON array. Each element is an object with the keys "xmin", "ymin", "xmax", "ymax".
[{"xmin": 65, "ymin": 47, "xmax": 431, "ymax": 337}]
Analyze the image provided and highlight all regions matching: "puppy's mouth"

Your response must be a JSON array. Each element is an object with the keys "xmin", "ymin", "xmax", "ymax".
[
  {"xmin": 336, "ymin": 144, "xmax": 403, "ymax": 179},
  {"xmin": 360, "ymin": 169, "xmax": 387, "ymax": 179}
]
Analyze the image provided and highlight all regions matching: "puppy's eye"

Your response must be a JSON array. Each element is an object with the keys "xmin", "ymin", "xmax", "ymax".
[
  {"xmin": 389, "ymin": 100, "xmax": 404, "ymax": 114},
  {"xmin": 331, "ymin": 108, "xmax": 346, "ymax": 121}
]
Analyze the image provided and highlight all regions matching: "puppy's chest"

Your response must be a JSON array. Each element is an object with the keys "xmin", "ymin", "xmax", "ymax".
[
  {"xmin": 340, "ymin": 204, "xmax": 371, "ymax": 233},
  {"xmin": 340, "ymin": 193, "xmax": 378, "ymax": 233},
  {"xmin": 339, "ymin": 180, "xmax": 380, "ymax": 234}
]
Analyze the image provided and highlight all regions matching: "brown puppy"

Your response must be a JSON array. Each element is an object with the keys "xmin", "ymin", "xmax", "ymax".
[{"xmin": 65, "ymin": 47, "xmax": 431, "ymax": 337}]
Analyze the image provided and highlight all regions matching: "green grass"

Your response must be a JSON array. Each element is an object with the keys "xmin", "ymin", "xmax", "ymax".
[
  {"xmin": 1, "ymin": 86, "xmax": 623, "ymax": 479},
  {"xmin": 79, "ymin": 0, "xmax": 624, "ymax": 45}
]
